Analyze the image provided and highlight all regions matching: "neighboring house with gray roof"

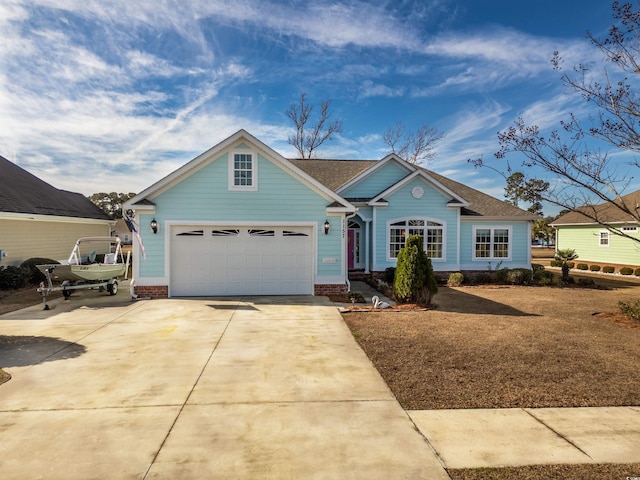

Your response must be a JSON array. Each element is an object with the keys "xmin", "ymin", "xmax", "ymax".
[
  {"xmin": 0, "ymin": 155, "xmax": 114, "ymax": 267},
  {"xmin": 550, "ymin": 190, "xmax": 640, "ymax": 268},
  {"xmin": 124, "ymin": 130, "xmax": 537, "ymax": 299}
]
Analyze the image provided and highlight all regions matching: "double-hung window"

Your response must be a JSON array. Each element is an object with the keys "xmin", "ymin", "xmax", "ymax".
[
  {"xmin": 599, "ymin": 230, "xmax": 610, "ymax": 247},
  {"xmin": 388, "ymin": 218, "xmax": 445, "ymax": 260},
  {"xmin": 473, "ymin": 226, "xmax": 511, "ymax": 260},
  {"xmin": 229, "ymin": 151, "xmax": 257, "ymax": 191}
]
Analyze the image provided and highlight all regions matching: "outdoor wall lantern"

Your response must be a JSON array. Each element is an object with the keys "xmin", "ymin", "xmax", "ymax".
[
  {"xmin": 150, "ymin": 218, "xmax": 158, "ymax": 234},
  {"xmin": 323, "ymin": 219, "xmax": 330, "ymax": 235}
]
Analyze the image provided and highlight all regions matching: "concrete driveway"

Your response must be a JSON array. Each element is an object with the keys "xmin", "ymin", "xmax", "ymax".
[{"xmin": 0, "ymin": 289, "xmax": 448, "ymax": 479}]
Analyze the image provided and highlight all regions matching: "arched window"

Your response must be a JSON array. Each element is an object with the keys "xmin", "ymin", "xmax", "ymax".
[{"xmin": 387, "ymin": 218, "xmax": 444, "ymax": 260}]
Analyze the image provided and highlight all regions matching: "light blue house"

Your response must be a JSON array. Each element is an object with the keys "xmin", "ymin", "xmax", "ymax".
[{"xmin": 125, "ymin": 130, "xmax": 536, "ymax": 298}]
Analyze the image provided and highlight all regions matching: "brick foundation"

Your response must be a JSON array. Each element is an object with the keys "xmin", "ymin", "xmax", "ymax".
[
  {"xmin": 314, "ymin": 283, "xmax": 348, "ymax": 296},
  {"xmin": 134, "ymin": 285, "xmax": 169, "ymax": 298}
]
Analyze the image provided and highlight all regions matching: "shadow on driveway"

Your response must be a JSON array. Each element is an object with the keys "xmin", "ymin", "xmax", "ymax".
[
  {"xmin": 0, "ymin": 335, "xmax": 86, "ymax": 368},
  {"xmin": 434, "ymin": 287, "xmax": 540, "ymax": 316}
]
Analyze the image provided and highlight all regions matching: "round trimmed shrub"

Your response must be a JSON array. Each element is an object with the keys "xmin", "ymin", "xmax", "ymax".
[
  {"xmin": 620, "ymin": 267, "xmax": 634, "ymax": 275},
  {"xmin": 635, "ymin": 268, "xmax": 640, "ymax": 276},
  {"xmin": 603, "ymin": 266, "xmax": 615, "ymax": 274},
  {"xmin": 589, "ymin": 265, "xmax": 601, "ymax": 272},
  {"xmin": 447, "ymin": 272, "xmax": 464, "ymax": 286},
  {"xmin": 576, "ymin": 263, "xmax": 588, "ymax": 270},
  {"xmin": 0, "ymin": 265, "xmax": 28, "ymax": 289},
  {"xmin": 20, "ymin": 258, "xmax": 60, "ymax": 284}
]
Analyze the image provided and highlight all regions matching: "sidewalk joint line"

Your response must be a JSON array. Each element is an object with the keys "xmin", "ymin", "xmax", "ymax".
[{"xmin": 523, "ymin": 409, "xmax": 593, "ymax": 460}]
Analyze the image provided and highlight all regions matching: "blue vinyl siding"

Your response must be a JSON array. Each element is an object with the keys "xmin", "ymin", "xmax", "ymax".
[
  {"xmin": 138, "ymin": 152, "xmax": 342, "ymax": 279},
  {"xmin": 372, "ymin": 179, "xmax": 460, "ymax": 271},
  {"xmin": 459, "ymin": 221, "xmax": 531, "ymax": 269},
  {"xmin": 341, "ymin": 161, "xmax": 410, "ymax": 198}
]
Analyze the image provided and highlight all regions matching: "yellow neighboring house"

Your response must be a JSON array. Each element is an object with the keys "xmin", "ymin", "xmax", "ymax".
[{"xmin": 0, "ymin": 155, "xmax": 114, "ymax": 267}]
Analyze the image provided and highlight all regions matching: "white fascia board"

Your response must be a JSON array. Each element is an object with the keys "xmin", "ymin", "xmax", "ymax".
[
  {"xmin": 326, "ymin": 206, "xmax": 355, "ymax": 213},
  {"xmin": 336, "ymin": 153, "xmax": 415, "ymax": 194},
  {"xmin": 0, "ymin": 211, "xmax": 114, "ymax": 225},
  {"xmin": 461, "ymin": 216, "xmax": 535, "ymax": 222}
]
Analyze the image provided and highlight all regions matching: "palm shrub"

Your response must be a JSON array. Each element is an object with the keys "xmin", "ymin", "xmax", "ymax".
[
  {"xmin": 393, "ymin": 234, "xmax": 438, "ymax": 306},
  {"xmin": 554, "ymin": 248, "xmax": 578, "ymax": 282}
]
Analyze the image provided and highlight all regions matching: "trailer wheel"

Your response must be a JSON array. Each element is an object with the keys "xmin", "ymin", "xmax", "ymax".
[{"xmin": 107, "ymin": 281, "xmax": 118, "ymax": 296}]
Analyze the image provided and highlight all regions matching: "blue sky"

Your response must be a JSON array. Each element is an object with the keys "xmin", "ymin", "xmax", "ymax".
[{"xmin": 0, "ymin": 0, "xmax": 625, "ymax": 215}]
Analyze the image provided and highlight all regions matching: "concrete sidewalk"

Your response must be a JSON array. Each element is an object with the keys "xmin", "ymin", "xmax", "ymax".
[
  {"xmin": 0, "ymin": 292, "xmax": 448, "ymax": 479},
  {"xmin": 409, "ymin": 407, "xmax": 640, "ymax": 469}
]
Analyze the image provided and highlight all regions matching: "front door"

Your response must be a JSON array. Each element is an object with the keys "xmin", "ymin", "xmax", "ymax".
[
  {"xmin": 347, "ymin": 228, "xmax": 361, "ymax": 269},
  {"xmin": 348, "ymin": 229, "xmax": 355, "ymax": 269}
]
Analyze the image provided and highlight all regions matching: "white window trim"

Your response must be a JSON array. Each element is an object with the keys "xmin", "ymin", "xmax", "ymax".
[
  {"xmin": 228, "ymin": 150, "xmax": 258, "ymax": 191},
  {"xmin": 472, "ymin": 225, "xmax": 512, "ymax": 261},
  {"xmin": 386, "ymin": 216, "xmax": 446, "ymax": 262},
  {"xmin": 599, "ymin": 230, "xmax": 610, "ymax": 247}
]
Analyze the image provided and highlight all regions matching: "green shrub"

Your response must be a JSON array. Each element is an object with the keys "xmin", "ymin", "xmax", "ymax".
[
  {"xmin": 567, "ymin": 262, "xmax": 575, "ymax": 269},
  {"xmin": 589, "ymin": 265, "xmax": 601, "ymax": 272},
  {"xmin": 578, "ymin": 278, "xmax": 595, "ymax": 287},
  {"xmin": 348, "ymin": 291, "xmax": 365, "ymax": 303},
  {"xmin": 635, "ymin": 268, "xmax": 640, "ymax": 276},
  {"xmin": 472, "ymin": 272, "xmax": 493, "ymax": 284},
  {"xmin": 393, "ymin": 234, "xmax": 438, "ymax": 305},
  {"xmin": 603, "ymin": 266, "xmax": 615, "ymax": 273},
  {"xmin": 20, "ymin": 258, "xmax": 60, "ymax": 284},
  {"xmin": 576, "ymin": 263, "xmax": 588, "ymax": 270},
  {"xmin": 531, "ymin": 264, "xmax": 545, "ymax": 273},
  {"xmin": 537, "ymin": 274, "xmax": 556, "ymax": 286},
  {"xmin": 0, "ymin": 265, "xmax": 28, "ymax": 290},
  {"xmin": 620, "ymin": 267, "xmax": 634, "ymax": 275},
  {"xmin": 384, "ymin": 267, "xmax": 396, "ymax": 284},
  {"xmin": 619, "ymin": 299, "xmax": 640, "ymax": 321},
  {"xmin": 447, "ymin": 272, "xmax": 464, "ymax": 286},
  {"xmin": 496, "ymin": 268, "xmax": 532, "ymax": 285},
  {"xmin": 549, "ymin": 259, "xmax": 562, "ymax": 267}
]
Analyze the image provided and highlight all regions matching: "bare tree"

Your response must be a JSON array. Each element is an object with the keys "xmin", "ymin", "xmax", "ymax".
[
  {"xmin": 286, "ymin": 93, "xmax": 343, "ymax": 159},
  {"xmin": 471, "ymin": 1, "xmax": 640, "ymax": 243},
  {"xmin": 383, "ymin": 121, "xmax": 443, "ymax": 164}
]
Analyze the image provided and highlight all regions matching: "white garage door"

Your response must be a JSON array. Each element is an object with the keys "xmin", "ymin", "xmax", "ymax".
[{"xmin": 170, "ymin": 226, "xmax": 314, "ymax": 296}]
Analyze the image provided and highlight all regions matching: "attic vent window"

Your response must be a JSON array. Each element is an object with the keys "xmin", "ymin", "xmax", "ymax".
[{"xmin": 229, "ymin": 150, "xmax": 258, "ymax": 191}]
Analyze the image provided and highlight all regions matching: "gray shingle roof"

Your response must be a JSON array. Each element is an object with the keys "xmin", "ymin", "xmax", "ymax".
[
  {"xmin": 290, "ymin": 158, "xmax": 537, "ymax": 219},
  {"xmin": 551, "ymin": 190, "xmax": 640, "ymax": 225},
  {"xmin": 0, "ymin": 155, "xmax": 113, "ymax": 220}
]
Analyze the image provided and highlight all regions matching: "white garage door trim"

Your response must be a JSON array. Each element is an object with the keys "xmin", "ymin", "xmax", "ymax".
[{"xmin": 168, "ymin": 222, "xmax": 316, "ymax": 296}]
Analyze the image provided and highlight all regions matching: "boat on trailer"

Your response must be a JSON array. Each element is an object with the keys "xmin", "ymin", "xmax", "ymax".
[{"xmin": 37, "ymin": 237, "xmax": 130, "ymax": 309}]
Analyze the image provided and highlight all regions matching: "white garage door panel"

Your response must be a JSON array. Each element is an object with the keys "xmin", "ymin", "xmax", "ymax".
[{"xmin": 170, "ymin": 226, "xmax": 313, "ymax": 296}]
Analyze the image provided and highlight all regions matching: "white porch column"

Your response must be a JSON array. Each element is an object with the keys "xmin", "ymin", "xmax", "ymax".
[{"xmin": 364, "ymin": 219, "xmax": 371, "ymax": 274}]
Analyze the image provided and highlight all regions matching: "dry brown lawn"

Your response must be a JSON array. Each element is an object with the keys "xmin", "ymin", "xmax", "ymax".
[
  {"xmin": 344, "ymin": 284, "xmax": 640, "ymax": 409},
  {"xmin": 343, "ymin": 283, "xmax": 640, "ymax": 479}
]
